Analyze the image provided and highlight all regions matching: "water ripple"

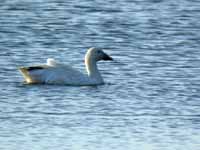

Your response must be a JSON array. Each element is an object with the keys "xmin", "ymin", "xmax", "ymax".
[{"xmin": 0, "ymin": 0, "xmax": 200, "ymax": 150}]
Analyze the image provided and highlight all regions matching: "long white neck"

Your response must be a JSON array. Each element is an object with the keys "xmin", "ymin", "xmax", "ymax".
[{"xmin": 85, "ymin": 58, "xmax": 103, "ymax": 83}]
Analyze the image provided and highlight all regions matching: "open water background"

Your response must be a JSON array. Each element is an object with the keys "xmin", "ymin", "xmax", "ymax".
[{"xmin": 0, "ymin": 0, "xmax": 200, "ymax": 149}]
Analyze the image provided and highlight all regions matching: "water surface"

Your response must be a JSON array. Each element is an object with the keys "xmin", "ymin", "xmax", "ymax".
[{"xmin": 0, "ymin": 0, "xmax": 200, "ymax": 150}]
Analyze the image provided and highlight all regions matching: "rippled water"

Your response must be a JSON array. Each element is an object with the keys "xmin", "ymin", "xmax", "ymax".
[{"xmin": 0, "ymin": 0, "xmax": 200, "ymax": 149}]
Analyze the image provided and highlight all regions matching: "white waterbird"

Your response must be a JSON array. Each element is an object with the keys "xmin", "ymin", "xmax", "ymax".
[{"xmin": 19, "ymin": 47, "xmax": 113, "ymax": 85}]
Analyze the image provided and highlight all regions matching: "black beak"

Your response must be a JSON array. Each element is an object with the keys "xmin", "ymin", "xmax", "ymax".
[{"xmin": 102, "ymin": 53, "xmax": 113, "ymax": 61}]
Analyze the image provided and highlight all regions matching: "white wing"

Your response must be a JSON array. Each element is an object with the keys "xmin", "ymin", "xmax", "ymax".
[
  {"xmin": 43, "ymin": 65, "xmax": 88, "ymax": 84},
  {"xmin": 20, "ymin": 62, "xmax": 89, "ymax": 85}
]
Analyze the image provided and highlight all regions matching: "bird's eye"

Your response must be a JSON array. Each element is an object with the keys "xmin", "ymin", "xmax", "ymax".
[{"xmin": 97, "ymin": 51, "xmax": 101, "ymax": 54}]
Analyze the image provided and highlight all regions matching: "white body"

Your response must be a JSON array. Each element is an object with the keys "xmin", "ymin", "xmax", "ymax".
[{"xmin": 19, "ymin": 48, "xmax": 113, "ymax": 85}]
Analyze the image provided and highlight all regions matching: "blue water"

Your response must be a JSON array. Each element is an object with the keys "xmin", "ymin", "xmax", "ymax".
[{"xmin": 0, "ymin": 0, "xmax": 200, "ymax": 149}]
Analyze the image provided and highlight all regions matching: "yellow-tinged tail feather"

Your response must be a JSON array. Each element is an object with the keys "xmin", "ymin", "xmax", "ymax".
[{"xmin": 19, "ymin": 67, "xmax": 35, "ymax": 83}]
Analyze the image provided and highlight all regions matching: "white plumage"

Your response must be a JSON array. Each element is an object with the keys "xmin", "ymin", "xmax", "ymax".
[
  {"xmin": 47, "ymin": 58, "xmax": 57, "ymax": 66},
  {"xmin": 19, "ymin": 47, "xmax": 113, "ymax": 85}
]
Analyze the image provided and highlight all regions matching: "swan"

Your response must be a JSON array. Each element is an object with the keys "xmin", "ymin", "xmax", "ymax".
[{"xmin": 19, "ymin": 47, "xmax": 113, "ymax": 85}]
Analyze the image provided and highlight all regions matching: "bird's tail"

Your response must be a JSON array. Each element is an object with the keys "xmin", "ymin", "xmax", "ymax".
[{"xmin": 19, "ymin": 67, "xmax": 34, "ymax": 83}]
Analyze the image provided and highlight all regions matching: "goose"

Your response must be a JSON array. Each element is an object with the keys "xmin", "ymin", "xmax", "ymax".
[{"xmin": 19, "ymin": 47, "xmax": 113, "ymax": 85}]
